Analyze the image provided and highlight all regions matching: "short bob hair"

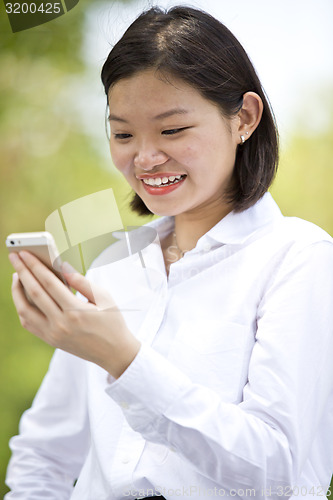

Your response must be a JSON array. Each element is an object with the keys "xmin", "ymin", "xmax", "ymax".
[{"xmin": 101, "ymin": 6, "xmax": 279, "ymax": 215}]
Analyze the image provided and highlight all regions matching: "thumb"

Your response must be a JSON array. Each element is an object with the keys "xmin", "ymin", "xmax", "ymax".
[
  {"xmin": 62, "ymin": 261, "xmax": 96, "ymax": 304},
  {"xmin": 62, "ymin": 262, "xmax": 117, "ymax": 310}
]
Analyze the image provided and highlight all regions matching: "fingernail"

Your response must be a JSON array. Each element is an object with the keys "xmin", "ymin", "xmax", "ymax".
[
  {"xmin": 9, "ymin": 253, "xmax": 19, "ymax": 264},
  {"xmin": 12, "ymin": 272, "xmax": 18, "ymax": 282},
  {"xmin": 19, "ymin": 250, "xmax": 31, "ymax": 260},
  {"xmin": 62, "ymin": 261, "xmax": 76, "ymax": 274}
]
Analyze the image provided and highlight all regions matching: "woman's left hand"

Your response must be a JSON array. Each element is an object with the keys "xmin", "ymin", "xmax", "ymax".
[{"xmin": 9, "ymin": 251, "xmax": 141, "ymax": 378}]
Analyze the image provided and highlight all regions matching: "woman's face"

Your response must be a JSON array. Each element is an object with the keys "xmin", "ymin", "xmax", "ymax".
[{"xmin": 108, "ymin": 69, "xmax": 240, "ymax": 218}]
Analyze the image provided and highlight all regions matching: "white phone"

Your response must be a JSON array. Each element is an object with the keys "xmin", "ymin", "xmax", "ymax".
[{"xmin": 6, "ymin": 231, "xmax": 66, "ymax": 284}]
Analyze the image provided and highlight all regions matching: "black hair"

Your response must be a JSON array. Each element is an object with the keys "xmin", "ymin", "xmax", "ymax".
[{"xmin": 101, "ymin": 6, "xmax": 279, "ymax": 215}]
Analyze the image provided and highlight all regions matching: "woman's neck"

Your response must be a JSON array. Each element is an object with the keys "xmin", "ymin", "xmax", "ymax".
[{"xmin": 173, "ymin": 204, "xmax": 233, "ymax": 254}]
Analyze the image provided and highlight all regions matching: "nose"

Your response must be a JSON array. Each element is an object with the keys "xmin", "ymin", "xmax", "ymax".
[{"xmin": 134, "ymin": 142, "xmax": 169, "ymax": 171}]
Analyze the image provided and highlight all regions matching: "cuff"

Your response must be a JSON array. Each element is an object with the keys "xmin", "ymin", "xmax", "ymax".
[{"xmin": 105, "ymin": 343, "xmax": 191, "ymax": 436}]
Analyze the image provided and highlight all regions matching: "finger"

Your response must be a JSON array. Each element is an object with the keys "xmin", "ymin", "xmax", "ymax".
[
  {"xmin": 19, "ymin": 250, "xmax": 84, "ymax": 309},
  {"xmin": 62, "ymin": 261, "xmax": 98, "ymax": 305},
  {"xmin": 9, "ymin": 252, "xmax": 65, "ymax": 316},
  {"xmin": 62, "ymin": 262, "xmax": 118, "ymax": 311},
  {"xmin": 11, "ymin": 272, "xmax": 48, "ymax": 338},
  {"xmin": 18, "ymin": 251, "xmax": 98, "ymax": 312}
]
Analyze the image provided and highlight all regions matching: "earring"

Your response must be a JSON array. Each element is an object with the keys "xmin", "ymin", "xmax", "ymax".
[{"xmin": 240, "ymin": 131, "xmax": 249, "ymax": 144}]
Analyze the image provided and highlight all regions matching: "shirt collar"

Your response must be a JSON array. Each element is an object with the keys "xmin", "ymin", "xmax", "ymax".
[
  {"xmin": 204, "ymin": 192, "xmax": 282, "ymax": 245},
  {"xmin": 144, "ymin": 192, "xmax": 282, "ymax": 247}
]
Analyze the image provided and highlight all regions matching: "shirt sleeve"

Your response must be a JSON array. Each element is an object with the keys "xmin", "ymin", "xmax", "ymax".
[
  {"xmin": 5, "ymin": 349, "xmax": 90, "ymax": 499},
  {"xmin": 106, "ymin": 240, "xmax": 333, "ymax": 495}
]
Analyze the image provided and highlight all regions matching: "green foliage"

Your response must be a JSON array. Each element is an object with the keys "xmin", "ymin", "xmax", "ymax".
[{"xmin": 271, "ymin": 129, "xmax": 333, "ymax": 235}]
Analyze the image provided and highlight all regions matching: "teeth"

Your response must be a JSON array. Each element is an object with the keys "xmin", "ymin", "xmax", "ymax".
[{"xmin": 142, "ymin": 175, "xmax": 185, "ymax": 186}]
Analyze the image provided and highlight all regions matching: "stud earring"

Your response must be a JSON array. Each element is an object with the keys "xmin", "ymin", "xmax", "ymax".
[{"xmin": 240, "ymin": 135, "xmax": 245, "ymax": 144}]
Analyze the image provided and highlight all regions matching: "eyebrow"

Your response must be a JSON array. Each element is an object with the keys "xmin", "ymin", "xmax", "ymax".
[
  {"xmin": 108, "ymin": 107, "xmax": 190, "ymax": 123},
  {"xmin": 154, "ymin": 108, "xmax": 190, "ymax": 120}
]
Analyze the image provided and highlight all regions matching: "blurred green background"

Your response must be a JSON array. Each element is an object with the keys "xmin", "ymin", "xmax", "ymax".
[{"xmin": 1, "ymin": 0, "xmax": 332, "ymax": 497}]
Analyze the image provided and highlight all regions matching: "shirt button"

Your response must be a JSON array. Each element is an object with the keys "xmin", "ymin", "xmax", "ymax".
[
  {"xmin": 203, "ymin": 242, "xmax": 211, "ymax": 252},
  {"xmin": 121, "ymin": 455, "xmax": 132, "ymax": 464},
  {"xmin": 119, "ymin": 401, "xmax": 129, "ymax": 409}
]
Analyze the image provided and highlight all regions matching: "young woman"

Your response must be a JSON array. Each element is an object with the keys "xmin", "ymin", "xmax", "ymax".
[{"xmin": 6, "ymin": 6, "xmax": 333, "ymax": 499}]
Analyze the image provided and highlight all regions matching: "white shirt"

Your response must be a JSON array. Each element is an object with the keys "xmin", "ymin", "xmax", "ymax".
[{"xmin": 5, "ymin": 193, "xmax": 333, "ymax": 500}]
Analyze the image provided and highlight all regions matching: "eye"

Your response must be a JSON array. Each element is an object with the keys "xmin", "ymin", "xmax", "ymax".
[
  {"xmin": 162, "ymin": 127, "xmax": 190, "ymax": 135},
  {"xmin": 113, "ymin": 133, "xmax": 132, "ymax": 140}
]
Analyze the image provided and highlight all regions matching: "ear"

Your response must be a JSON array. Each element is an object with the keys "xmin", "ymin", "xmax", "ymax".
[{"xmin": 237, "ymin": 92, "xmax": 263, "ymax": 145}]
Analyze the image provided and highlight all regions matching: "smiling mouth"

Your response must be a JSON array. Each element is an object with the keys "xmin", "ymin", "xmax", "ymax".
[{"xmin": 141, "ymin": 174, "xmax": 187, "ymax": 187}]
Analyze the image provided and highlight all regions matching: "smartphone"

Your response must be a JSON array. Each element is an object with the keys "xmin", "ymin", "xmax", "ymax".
[{"xmin": 6, "ymin": 231, "xmax": 66, "ymax": 284}]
